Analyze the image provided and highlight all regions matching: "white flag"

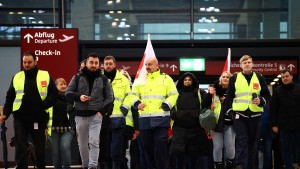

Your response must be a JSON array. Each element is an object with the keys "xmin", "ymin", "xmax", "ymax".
[
  {"xmin": 223, "ymin": 48, "xmax": 231, "ymax": 73},
  {"xmin": 133, "ymin": 34, "xmax": 156, "ymax": 86}
]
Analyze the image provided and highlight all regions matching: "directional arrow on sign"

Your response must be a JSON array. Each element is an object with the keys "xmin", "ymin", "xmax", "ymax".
[
  {"xmin": 24, "ymin": 33, "xmax": 33, "ymax": 43},
  {"xmin": 170, "ymin": 64, "xmax": 177, "ymax": 72},
  {"xmin": 287, "ymin": 64, "xmax": 295, "ymax": 71}
]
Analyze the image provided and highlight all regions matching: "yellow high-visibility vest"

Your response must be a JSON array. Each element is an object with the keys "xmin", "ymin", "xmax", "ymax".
[
  {"xmin": 13, "ymin": 70, "xmax": 50, "ymax": 111},
  {"xmin": 232, "ymin": 72, "xmax": 263, "ymax": 112},
  {"xmin": 213, "ymin": 96, "xmax": 221, "ymax": 124},
  {"xmin": 132, "ymin": 70, "xmax": 178, "ymax": 117},
  {"xmin": 110, "ymin": 70, "xmax": 131, "ymax": 118}
]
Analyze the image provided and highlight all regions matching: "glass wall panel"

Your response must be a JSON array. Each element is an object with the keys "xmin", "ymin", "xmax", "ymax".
[
  {"xmin": 0, "ymin": 0, "xmax": 58, "ymax": 40},
  {"xmin": 0, "ymin": 0, "xmax": 297, "ymax": 40}
]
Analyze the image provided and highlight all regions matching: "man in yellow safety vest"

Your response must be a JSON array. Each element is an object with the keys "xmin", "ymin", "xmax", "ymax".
[
  {"xmin": 224, "ymin": 55, "xmax": 270, "ymax": 169},
  {"xmin": 0, "ymin": 51, "xmax": 58, "ymax": 169},
  {"xmin": 131, "ymin": 57, "xmax": 178, "ymax": 169}
]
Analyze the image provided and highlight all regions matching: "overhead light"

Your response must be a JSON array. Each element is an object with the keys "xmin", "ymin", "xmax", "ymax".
[
  {"xmin": 270, "ymin": 82, "xmax": 275, "ymax": 85},
  {"xmin": 199, "ymin": 7, "xmax": 220, "ymax": 13},
  {"xmin": 117, "ymin": 11, "xmax": 122, "ymax": 14},
  {"xmin": 31, "ymin": 21, "xmax": 37, "ymax": 24},
  {"xmin": 18, "ymin": 12, "xmax": 23, "ymax": 14},
  {"xmin": 111, "ymin": 22, "xmax": 117, "ymax": 27},
  {"xmin": 116, "ymin": 0, "xmax": 121, "ymax": 3},
  {"xmin": 117, "ymin": 37, "xmax": 123, "ymax": 40},
  {"xmin": 114, "ymin": 18, "xmax": 119, "ymax": 21},
  {"xmin": 109, "ymin": 11, "xmax": 114, "ymax": 14},
  {"xmin": 121, "ymin": 18, "xmax": 126, "ymax": 21},
  {"xmin": 38, "ymin": 21, "xmax": 44, "ymax": 24},
  {"xmin": 214, "ymin": 8, "xmax": 220, "ymax": 12},
  {"xmin": 0, "ymin": 3, "xmax": 3, "ymax": 6},
  {"xmin": 9, "ymin": 12, "xmax": 14, "ymax": 14},
  {"xmin": 119, "ymin": 21, "xmax": 125, "ymax": 27},
  {"xmin": 125, "ymin": 25, "xmax": 130, "ymax": 28},
  {"xmin": 107, "ymin": 1, "xmax": 113, "ymax": 5},
  {"xmin": 212, "ymin": 19, "xmax": 218, "ymax": 22},
  {"xmin": 22, "ymin": 17, "xmax": 26, "ymax": 19},
  {"xmin": 28, "ymin": 17, "xmax": 35, "ymax": 19},
  {"xmin": 131, "ymin": 34, "xmax": 135, "ymax": 37},
  {"xmin": 104, "ymin": 14, "xmax": 112, "ymax": 19},
  {"xmin": 274, "ymin": 78, "xmax": 279, "ymax": 82},
  {"xmin": 38, "ymin": 10, "xmax": 45, "ymax": 13},
  {"xmin": 124, "ymin": 33, "xmax": 129, "ymax": 36},
  {"xmin": 277, "ymin": 74, "xmax": 282, "ymax": 78}
]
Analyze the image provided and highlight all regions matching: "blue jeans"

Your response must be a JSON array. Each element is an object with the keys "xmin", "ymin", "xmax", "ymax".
[
  {"xmin": 212, "ymin": 125, "xmax": 235, "ymax": 162},
  {"xmin": 51, "ymin": 130, "xmax": 74, "ymax": 169},
  {"xmin": 280, "ymin": 129, "xmax": 300, "ymax": 169}
]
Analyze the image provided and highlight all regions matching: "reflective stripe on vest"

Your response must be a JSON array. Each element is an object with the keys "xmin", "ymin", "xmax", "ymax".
[
  {"xmin": 232, "ymin": 72, "xmax": 263, "ymax": 112},
  {"xmin": 139, "ymin": 111, "xmax": 170, "ymax": 117},
  {"xmin": 47, "ymin": 107, "xmax": 70, "ymax": 136},
  {"xmin": 47, "ymin": 107, "xmax": 53, "ymax": 135},
  {"xmin": 13, "ymin": 70, "xmax": 50, "ymax": 112}
]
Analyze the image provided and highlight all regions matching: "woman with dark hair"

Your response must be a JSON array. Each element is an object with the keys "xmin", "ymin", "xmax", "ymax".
[{"xmin": 170, "ymin": 72, "xmax": 210, "ymax": 169}]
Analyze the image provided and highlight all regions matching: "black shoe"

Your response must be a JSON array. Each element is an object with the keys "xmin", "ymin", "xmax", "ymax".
[
  {"xmin": 226, "ymin": 159, "xmax": 234, "ymax": 169},
  {"xmin": 215, "ymin": 162, "xmax": 225, "ymax": 169}
]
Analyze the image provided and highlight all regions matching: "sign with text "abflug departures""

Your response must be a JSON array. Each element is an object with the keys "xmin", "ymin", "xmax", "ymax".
[{"xmin": 21, "ymin": 28, "xmax": 78, "ymax": 83}]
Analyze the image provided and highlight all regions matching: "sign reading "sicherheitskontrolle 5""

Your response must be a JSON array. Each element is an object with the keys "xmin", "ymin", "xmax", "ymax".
[{"xmin": 21, "ymin": 28, "xmax": 78, "ymax": 83}]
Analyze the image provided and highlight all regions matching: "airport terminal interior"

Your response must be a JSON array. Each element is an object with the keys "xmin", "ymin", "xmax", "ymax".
[{"xmin": 0, "ymin": 0, "xmax": 300, "ymax": 168}]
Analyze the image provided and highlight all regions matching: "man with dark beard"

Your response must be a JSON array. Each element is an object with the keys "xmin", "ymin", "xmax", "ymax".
[
  {"xmin": 0, "ymin": 51, "xmax": 58, "ymax": 169},
  {"xmin": 103, "ymin": 55, "xmax": 131, "ymax": 169},
  {"xmin": 65, "ymin": 53, "xmax": 114, "ymax": 169}
]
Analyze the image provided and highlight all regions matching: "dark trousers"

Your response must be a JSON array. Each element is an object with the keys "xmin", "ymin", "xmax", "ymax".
[
  {"xmin": 272, "ymin": 134, "xmax": 284, "ymax": 169},
  {"xmin": 262, "ymin": 131, "xmax": 272, "ymax": 169},
  {"xmin": 14, "ymin": 118, "xmax": 46, "ymax": 169},
  {"xmin": 233, "ymin": 115, "xmax": 261, "ymax": 169},
  {"xmin": 121, "ymin": 139, "xmax": 141, "ymax": 169},
  {"xmin": 175, "ymin": 154, "xmax": 209, "ymax": 169},
  {"xmin": 111, "ymin": 127, "xmax": 125, "ymax": 163},
  {"xmin": 99, "ymin": 127, "xmax": 112, "ymax": 167},
  {"xmin": 280, "ymin": 129, "xmax": 300, "ymax": 169},
  {"xmin": 139, "ymin": 127, "xmax": 169, "ymax": 169}
]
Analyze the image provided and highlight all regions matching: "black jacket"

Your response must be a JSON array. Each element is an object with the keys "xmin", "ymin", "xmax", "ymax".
[
  {"xmin": 52, "ymin": 93, "xmax": 70, "ymax": 127},
  {"xmin": 170, "ymin": 72, "xmax": 209, "ymax": 156},
  {"xmin": 269, "ymin": 83, "xmax": 300, "ymax": 130},
  {"xmin": 4, "ymin": 67, "xmax": 58, "ymax": 123}
]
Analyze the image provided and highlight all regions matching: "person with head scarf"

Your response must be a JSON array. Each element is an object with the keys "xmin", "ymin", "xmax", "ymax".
[{"xmin": 170, "ymin": 72, "xmax": 210, "ymax": 169}]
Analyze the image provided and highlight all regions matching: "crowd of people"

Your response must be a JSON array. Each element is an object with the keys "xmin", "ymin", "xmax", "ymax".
[{"xmin": 0, "ymin": 52, "xmax": 300, "ymax": 169}]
